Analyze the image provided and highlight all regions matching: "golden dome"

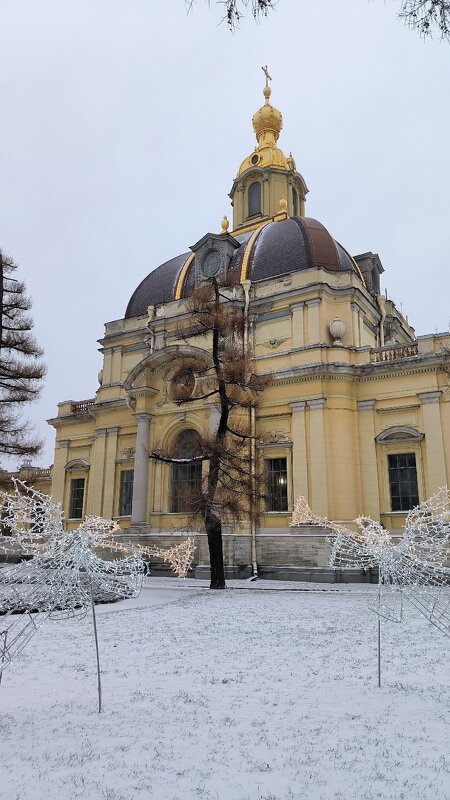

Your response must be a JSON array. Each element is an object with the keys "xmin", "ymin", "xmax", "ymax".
[
  {"xmin": 236, "ymin": 78, "xmax": 289, "ymax": 177},
  {"xmin": 252, "ymin": 85, "xmax": 283, "ymax": 146}
]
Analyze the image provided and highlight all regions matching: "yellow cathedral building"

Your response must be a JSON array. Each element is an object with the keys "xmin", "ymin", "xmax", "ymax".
[{"xmin": 46, "ymin": 78, "xmax": 450, "ymax": 580}]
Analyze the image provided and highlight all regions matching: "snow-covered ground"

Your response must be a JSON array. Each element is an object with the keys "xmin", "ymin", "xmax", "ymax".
[{"xmin": 1, "ymin": 578, "xmax": 449, "ymax": 800}]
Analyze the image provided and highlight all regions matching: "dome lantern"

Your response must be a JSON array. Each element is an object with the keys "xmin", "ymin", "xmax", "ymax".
[{"xmin": 229, "ymin": 68, "xmax": 308, "ymax": 231}]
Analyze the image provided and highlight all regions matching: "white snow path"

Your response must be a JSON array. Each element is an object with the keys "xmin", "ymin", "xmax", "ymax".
[{"xmin": 0, "ymin": 578, "xmax": 448, "ymax": 800}]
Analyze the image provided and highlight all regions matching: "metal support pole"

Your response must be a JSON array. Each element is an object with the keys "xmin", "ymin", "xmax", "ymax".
[
  {"xmin": 88, "ymin": 578, "xmax": 102, "ymax": 713},
  {"xmin": 0, "ymin": 630, "xmax": 7, "ymax": 687},
  {"xmin": 377, "ymin": 617, "xmax": 381, "ymax": 688}
]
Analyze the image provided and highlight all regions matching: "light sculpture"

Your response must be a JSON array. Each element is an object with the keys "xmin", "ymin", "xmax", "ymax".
[
  {"xmin": 0, "ymin": 482, "xmax": 195, "ymax": 706},
  {"xmin": 291, "ymin": 490, "xmax": 450, "ymax": 636}
]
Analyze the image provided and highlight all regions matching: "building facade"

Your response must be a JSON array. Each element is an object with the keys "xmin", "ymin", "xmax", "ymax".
[{"xmin": 48, "ymin": 81, "xmax": 450, "ymax": 578}]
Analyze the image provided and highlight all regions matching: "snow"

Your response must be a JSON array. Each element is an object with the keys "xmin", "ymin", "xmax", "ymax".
[{"xmin": 1, "ymin": 577, "xmax": 449, "ymax": 800}]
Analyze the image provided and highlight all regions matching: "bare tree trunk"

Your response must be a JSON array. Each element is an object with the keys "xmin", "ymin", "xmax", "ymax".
[{"xmin": 205, "ymin": 510, "xmax": 226, "ymax": 589}]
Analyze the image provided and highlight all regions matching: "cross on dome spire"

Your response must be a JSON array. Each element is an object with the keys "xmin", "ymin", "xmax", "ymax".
[{"xmin": 262, "ymin": 65, "xmax": 272, "ymax": 87}]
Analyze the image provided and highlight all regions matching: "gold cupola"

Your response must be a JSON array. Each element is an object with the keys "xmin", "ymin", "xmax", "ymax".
[
  {"xmin": 230, "ymin": 68, "xmax": 308, "ymax": 233},
  {"xmin": 252, "ymin": 84, "xmax": 283, "ymax": 150}
]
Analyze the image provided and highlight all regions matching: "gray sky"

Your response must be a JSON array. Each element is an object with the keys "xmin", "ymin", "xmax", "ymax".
[{"xmin": 1, "ymin": 0, "xmax": 449, "ymax": 468}]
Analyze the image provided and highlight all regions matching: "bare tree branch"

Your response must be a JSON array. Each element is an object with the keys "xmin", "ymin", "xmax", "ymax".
[{"xmin": 185, "ymin": 0, "xmax": 450, "ymax": 39}]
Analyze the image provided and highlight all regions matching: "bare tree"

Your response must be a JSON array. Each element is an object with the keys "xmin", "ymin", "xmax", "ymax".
[
  {"xmin": 149, "ymin": 280, "xmax": 269, "ymax": 589},
  {"xmin": 185, "ymin": 0, "xmax": 275, "ymax": 28},
  {"xmin": 399, "ymin": 0, "xmax": 450, "ymax": 39},
  {"xmin": 186, "ymin": 0, "xmax": 450, "ymax": 39},
  {"xmin": 0, "ymin": 251, "xmax": 46, "ymax": 464}
]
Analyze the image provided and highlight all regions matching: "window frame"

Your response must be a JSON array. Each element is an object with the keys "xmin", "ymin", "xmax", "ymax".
[
  {"xmin": 375, "ymin": 428, "xmax": 424, "ymax": 516},
  {"xmin": 265, "ymin": 456, "xmax": 289, "ymax": 512},
  {"xmin": 69, "ymin": 477, "xmax": 85, "ymax": 520},
  {"xmin": 170, "ymin": 429, "xmax": 203, "ymax": 514},
  {"xmin": 118, "ymin": 468, "xmax": 134, "ymax": 517},
  {"xmin": 247, "ymin": 181, "xmax": 262, "ymax": 217},
  {"xmin": 387, "ymin": 452, "xmax": 419, "ymax": 512}
]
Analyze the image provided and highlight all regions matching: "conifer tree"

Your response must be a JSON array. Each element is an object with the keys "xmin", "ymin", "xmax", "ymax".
[
  {"xmin": 0, "ymin": 251, "xmax": 46, "ymax": 463},
  {"xmin": 149, "ymin": 279, "xmax": 269, "ymax": 589}
]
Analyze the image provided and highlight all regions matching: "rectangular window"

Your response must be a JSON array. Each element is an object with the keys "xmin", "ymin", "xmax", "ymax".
[
  {"xmin": 266, "ymin": 457, "xmax": 288, "ymax": 512},
  {"xmin": 119, "ymin": 469, "xmax": 134, "ymax": 517},
  {"xmin": 171, "ymin": 463, "xmax": 202, "ymax": 513},
  {"xmin": 388, "ymin": 453, "xmax": 419, "ymax": 511},
  {"xmin": 69, "ymin": 478, "xmax": 85, "ymax": 519}
]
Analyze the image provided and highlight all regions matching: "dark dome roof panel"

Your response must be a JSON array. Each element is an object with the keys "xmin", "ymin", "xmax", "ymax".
[
  {"xmin": 250, "ymin": 218, "xmax": 311, "ymax": 281},
  {"xmin": 124, "ymin": 218, "xmax": 361, "ymax": 318},
  {"xmin": 125, "ymin": 252, "xmax": 190, "ymax": 318}
]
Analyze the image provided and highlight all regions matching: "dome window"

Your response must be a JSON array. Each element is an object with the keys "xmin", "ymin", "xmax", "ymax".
[
  {"xmin": 292, "ymin": 187, "xmax": 298, "ymax": 216},
  {"xmin": 248, "ymin": 181, "xmax": 261, "ymax": 217}
]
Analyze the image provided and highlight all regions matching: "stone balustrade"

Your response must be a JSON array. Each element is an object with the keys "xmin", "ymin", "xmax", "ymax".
[{"xmin": 370, "ymin": 342, "xmax": 418, "ymax": 363}]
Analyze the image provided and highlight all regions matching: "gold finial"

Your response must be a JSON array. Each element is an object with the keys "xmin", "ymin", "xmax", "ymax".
[
  {"xmin": 279, "ymin": 195, "xmax": 288, "ymax": 213},
  {"xmin": 262, "ymin": 65, "xmax": 272, "ymax": 103},
  {"xmin": 252, "ymin": 66, "xmax": 282, "ymax": 146},
  {"xmin": 221, "ymin": 215, "xmax": 229, "ymax": 233}
]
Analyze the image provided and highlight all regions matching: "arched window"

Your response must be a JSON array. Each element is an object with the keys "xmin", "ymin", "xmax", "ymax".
[
  {"xmin": 171, "ymin": 429, "xmax": 202, "ymax": 513},
  {"xmin": 292, "ymin": 187, "xmax": 298, "ymax": 216},
  {"xmin": 248, "ymin": 181, "xmax": 261, "ymax": 217}
]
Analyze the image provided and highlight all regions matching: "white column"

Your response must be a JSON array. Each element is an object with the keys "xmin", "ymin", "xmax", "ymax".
[{"xmin": 131, "ymin": 413, "xmax": 151, "ymax": 525}]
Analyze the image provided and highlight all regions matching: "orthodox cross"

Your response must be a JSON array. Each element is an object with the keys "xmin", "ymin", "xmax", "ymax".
[{"xmin": 262, "ymin": 65, "xmax": 272, "ymax": 87}]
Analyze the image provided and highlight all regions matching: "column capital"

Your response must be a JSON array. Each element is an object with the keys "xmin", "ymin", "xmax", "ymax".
[
  {"xmin": 418, "ymin": 391, "xmax": 442, "ymax": 405},
  {"xmin": 357, "ymin": 400, "xmax": 375, "ymax": 411},
  {"xmin": 290, "ymin": 302, "xmax": 305, "ymax": 312},
  {"xmin": 58, "ymin": 439, "xmax": 70, "ymax": 448},
  {"xmin": 308, "ymin": 398, "xmax": 326, "ymax": 410},
  {"xmin": 107, "ymin": 427, "xmax": 120, "ymax": 435},
  {"xmin": 134, "ymin": 412, "xmax": 152, "ymax": 423},
  {"xmin": 305, "ymin": 298, "xmax": 321, "ymax": 308},
  {"xmin": 290, "ymin": 401, "xmax": 307, "ymax": 412},
  {"xmin": 96, "ymin": 428, "xmax": 108, "ymax": 438}
]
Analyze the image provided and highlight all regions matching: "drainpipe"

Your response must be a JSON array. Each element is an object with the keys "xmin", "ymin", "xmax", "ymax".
[
  {"xmin": 242, "ymin": 280, "xmax": 258, "ymax": 579},
  {"xmin": 377, "ymin": 295, "xmax": 387, "ymax": 348}
]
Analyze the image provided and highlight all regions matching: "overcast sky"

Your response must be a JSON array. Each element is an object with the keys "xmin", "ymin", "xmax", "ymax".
[{"xmin": 1, "ymin": 0, "xmax": 449, "ymax": 468}]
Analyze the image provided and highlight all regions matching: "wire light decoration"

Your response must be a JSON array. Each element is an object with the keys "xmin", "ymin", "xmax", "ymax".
[
  {"xmin": 291, "ymin": 490, "xmax": 450, "ymax": 684},
  {"xmin": 0, "ymin": 482, "xmax": 195, "ymax": 708}
]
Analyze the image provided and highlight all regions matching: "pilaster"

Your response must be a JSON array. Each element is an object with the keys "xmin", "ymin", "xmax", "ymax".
[
  {"xmin": 86, "ymin": 429, "xmax": 107, "ymax": 515},
  {"xmin": 52, "ymin": 439, "xmax": 69, "ymax": 505},
  {"xmin": 305, "ymin": 299, "xmax": 321, "ymax": 345},
  {"xmin": 357, "ymin": 400, "xmax": 380, "ymax": 519},
  {"xmin": 291, "ymin": 303, "xmax": 305, "ymax": 348},
  {"xmin": 290, "ymin": 401, "xmax": 308, "ymax": 505},
  {"xmin": 103, "ymin": 427, "xmax": 119, "ymax": 519},
  {"xmin": 418, "ymin": 391, "xmax": 447, "ymax": 495},
  {"xmin": 351, "ymin": 302, "xmax": 362, "ymax": 347},
  {"xmin": 308, "ymin": 398, "xmax": 328, "ymax": 516}
]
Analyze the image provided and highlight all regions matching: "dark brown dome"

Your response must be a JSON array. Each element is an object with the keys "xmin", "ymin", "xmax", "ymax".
[{"xmin": 125, "ymin": 217, "xmax": 360, "ymax": 318}]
